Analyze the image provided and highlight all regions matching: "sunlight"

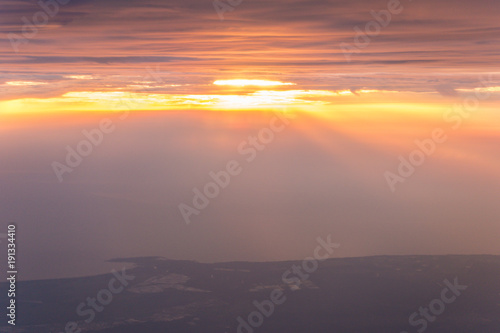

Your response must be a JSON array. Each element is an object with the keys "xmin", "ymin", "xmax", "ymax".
[
  {"xmin": 5, "ymin": 81, "xmax": 48, "ymax": 86},
  {"xmin": 213, "ymin": 79, "xmax": 295, "ymax": 87}
]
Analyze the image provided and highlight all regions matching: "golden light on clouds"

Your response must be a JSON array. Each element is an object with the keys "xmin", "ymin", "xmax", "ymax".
[
  {"xmin": 5, "ymin": 81, "xmax": 48, "ymax": 86},
  {"xmin": 0, "ymin": 88, "xmax": 352, "ymax": 113},
  {"xmin": 65, "ymin": 75, "xmax": 95, "ymax": 80},
  {"xmin": 213, "ymin": 79, "xmax": 296, "ymax": 87},
  {"xmin": 2, "ymin": 74, "xmax": 498, "ymax": 117},
  {"xmin": 457, "ymin": 86, "xmax": 500, "ymax": 93},
  {"xmin": 0, "ymin": 85, "xmax": 474, "ymax": 115}
]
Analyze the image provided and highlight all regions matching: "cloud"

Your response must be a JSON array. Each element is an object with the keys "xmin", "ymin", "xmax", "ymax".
[
  {"xmin": 3, "ymin": 56, "xmax": 210, "ymax": 64},
  {"xmin": 435, "ymin": 84, "xmax": 458, "ymax": 97},
  {"xmin": 1, "ymin": 0, "xmax": 499, "ymax": 96}
]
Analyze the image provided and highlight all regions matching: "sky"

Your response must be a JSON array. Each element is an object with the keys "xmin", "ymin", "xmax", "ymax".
[{"xmin": 0, "ymin": 0, "xmax": 499, "ymax": 280}]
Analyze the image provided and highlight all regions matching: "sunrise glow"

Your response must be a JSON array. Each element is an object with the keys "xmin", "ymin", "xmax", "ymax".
[
  {"xmin": 1, "ymin": 4, "xmax": 500, "ymax": 331},
  {"xmin": 213, "ymin": 79, "xmax": 296, "ymax": 87}
]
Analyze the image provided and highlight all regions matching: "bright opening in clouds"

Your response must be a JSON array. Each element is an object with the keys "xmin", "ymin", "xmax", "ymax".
[{"xmin": 213, "ymin": 79, "xmax": 296, "ymax": 87}]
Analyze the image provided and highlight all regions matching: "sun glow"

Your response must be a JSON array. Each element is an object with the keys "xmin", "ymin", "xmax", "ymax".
[
  {"xmin": 4, "ymin": 77, "xmax": 497, "ymax": 115},
  {"xmin": 213, "ymin": 79, "xmax": 295, "ymax": 87},
  {"xmin": 5, "ymin": 81, "xmax": 48, "ymax": 86},
  {"xmin": 0, "ymin": 87, "xmax": 451, "ymax": 114}
]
